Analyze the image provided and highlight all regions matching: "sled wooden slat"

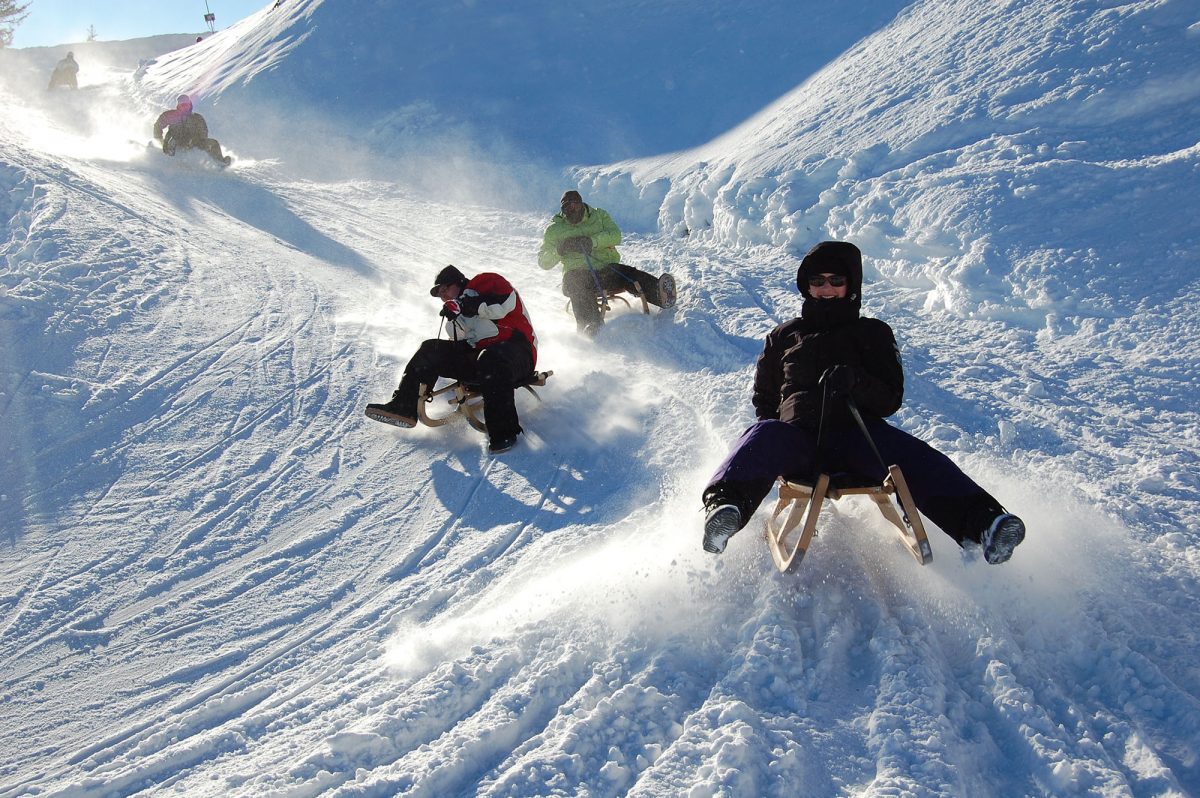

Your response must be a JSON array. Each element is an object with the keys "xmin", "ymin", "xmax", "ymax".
[
  {"xmin": 417, "ymin": 371, "xmax": 554, "ymax": 434},
  {"xmin": 766, "ymin": 474, "xmax": 828, "ymax": 573},
  {"xmin": 765, "ymin": 465, "xmax": 932, "ymax": 574}
]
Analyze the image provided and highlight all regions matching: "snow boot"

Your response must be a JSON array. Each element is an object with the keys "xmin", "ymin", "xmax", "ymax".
[
  {"xmin": 364, "ymin": 392, "xmax": 417, "ymax": 428},
  {"xmin": 703, "ymin": 504, "xmax": 740, "ymax": 554},
  {"xmin": 658, "ymin": 273, "xmax": 677, "ymax": 309},
  {"xmin": 489, "ymin": 432, "xmax": 520, "ymax": 454},
  {"xmin": 982, "ymin": 513, "xmax": 1025, "ymax": 564}
]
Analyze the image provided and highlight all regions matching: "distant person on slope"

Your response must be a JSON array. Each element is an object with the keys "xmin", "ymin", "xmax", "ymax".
[
  {"xmin": 537, "ymin": 190, "xmax": 677, "ymax": 337},
  {"xmin": 365, "ymin": 265, "xmax": 538, "ymax": 454},
  {"xmin": 47, "ymin": 52, "xmax": 79, "ymax": 90},
  {"xmin": 700, "ymin": 240, "xmax": 1026, "ymax": 564},
  {"xmin": 152, "ymin": 95, "xmax": 231, "ymax": 166}
]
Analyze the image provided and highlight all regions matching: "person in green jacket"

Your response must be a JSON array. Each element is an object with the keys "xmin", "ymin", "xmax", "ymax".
[{"xmin": 538, "ymin": 190, "xmax": 677, "ymax": 336}]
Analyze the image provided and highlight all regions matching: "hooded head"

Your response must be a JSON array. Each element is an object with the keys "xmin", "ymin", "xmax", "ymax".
[
  {"xmin": 176, "ymin": 94, "xmax": 194, "ymax": 114},
  {"xmin": 796, "ymin": 241, "xmax": 863, "ymax": 326},
  {"xmin": 560, "ymin": 190, "xmax": 585, "ymax": 224},
  {"xmin": 429, "ymin": 264, "xmax": 469, "ymax": 297},
  {"xmin": 797, "ymin": 241, "xmax": 862, "ymax": 303}
]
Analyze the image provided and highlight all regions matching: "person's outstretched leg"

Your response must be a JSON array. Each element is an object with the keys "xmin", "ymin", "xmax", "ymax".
[
  {"xmin": 367, "ymin": 339, "xmax": 472, "ymax": 426},
  {"xmin": 611, "ymin": 264, "xmax": 676, "ymax": 308},
  {"xmin": 203, "ymin": 138, "xmax": 230, "ymax": 165},
  {"xmin": 841, "ymin": 420, "xmax": 1025, "ymax": 561},
  {"xmin": 702, "ymin": 420, "xmax": 817, "ymax": 552}
]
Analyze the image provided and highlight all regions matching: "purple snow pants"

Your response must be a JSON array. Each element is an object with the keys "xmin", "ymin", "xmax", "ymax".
[{"xmin": 704, "ymin": 419, "xmax": 999, "ymax": 544}]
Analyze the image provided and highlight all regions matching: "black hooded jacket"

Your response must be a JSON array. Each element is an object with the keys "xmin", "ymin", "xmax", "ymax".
[{"xmin": 752, "ymin": 242, "xmax": 903, "ymax": 430}]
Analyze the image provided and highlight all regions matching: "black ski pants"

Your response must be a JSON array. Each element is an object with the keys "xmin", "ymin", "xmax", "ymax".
[
  {"xmin": 395, "ymin": 337, "xmax": 533, "ymax": 443},
  {"xmin": 165, "ymin": 133, "xmax": 226, "ymax": 164},
  {"xmin": 563, "ymin": 263, "xmax": 667, "ymax": 328}
]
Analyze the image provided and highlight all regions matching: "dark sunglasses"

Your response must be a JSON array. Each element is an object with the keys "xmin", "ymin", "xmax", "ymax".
[{"xmin": 807, "ymin": 274, "xmax": 847, "ymax": 287}]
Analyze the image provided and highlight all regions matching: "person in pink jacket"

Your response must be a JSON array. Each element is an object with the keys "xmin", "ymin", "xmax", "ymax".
[{"xmin": 365, "ymin": 266, "xmax": 538, "ymax": 453}]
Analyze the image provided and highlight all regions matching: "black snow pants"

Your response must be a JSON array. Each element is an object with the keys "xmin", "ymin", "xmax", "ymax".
[
  {"xmin": 394, "ymin": 337, "xmax": 534, "ymax": 444},
  {"xmin": 562, "ymin": 263, "xmax": 668, "ymax": 329}
]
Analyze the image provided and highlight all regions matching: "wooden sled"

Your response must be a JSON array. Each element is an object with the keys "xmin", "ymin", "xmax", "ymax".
[
  {"xmin": 765, "ymin": 465, "xmax": 933, "ymax": 574},
  {"xmin": 417, "ymin": 371, "xmax": 553, "ymax": 433},
  {"xmin": 566, "ymin": 282, "xmax": 650, "ymax": 319}
]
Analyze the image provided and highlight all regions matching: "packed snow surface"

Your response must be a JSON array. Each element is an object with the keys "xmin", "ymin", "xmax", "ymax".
[{"xmin": 1, "ymin": 0, "xmax": 1198, "ymax": 795}]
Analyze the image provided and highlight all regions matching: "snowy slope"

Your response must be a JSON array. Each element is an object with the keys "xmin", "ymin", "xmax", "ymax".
[
  {"xmin": 1, "ymin": 1, "xmax": 1199, "ymax": 796},
  {"xmin": 130, "ymin": 0, "xmax": 914, "ymax": 165}
]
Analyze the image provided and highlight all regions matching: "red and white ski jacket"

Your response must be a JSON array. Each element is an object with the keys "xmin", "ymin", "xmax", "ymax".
[{"xmin": 443, "ymin": 272, "xmax": 538, "ymax": 367}]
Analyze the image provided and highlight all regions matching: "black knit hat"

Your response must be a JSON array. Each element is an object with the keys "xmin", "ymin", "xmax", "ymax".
[
  {"xmin": 429, "ymin": 264, "xmax": 469, "ymax": 296},
  {"xmin": 560, "ymin": 190, "xmax": 583, "ymax": 205},
  {"xmin": 796, "ymin": 241, "xmax": 862, "ymax": 301}
]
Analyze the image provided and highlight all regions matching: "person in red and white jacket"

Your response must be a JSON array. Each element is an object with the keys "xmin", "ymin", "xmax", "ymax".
[{"xmin": 366, "ymin": 265, "xmax": 538, "ymax": 453}]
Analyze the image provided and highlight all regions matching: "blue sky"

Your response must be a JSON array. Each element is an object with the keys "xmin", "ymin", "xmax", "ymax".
[{"xmin": 12, "ymin": 0, "xmax": 267, "ymax": 47}]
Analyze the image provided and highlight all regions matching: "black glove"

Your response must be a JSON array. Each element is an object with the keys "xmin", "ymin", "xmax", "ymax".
[
  {"xmin": 439, "ymin": 300, "xmax": 461, "ymax": 321},
  {"xmin": 457, "ymin": 294, "xmax": 482, "ymax": 317},
  {"xmin": 557, "ymin": 236, "xmax": 593, "ymax": 256},
  {"xmin": 819, "ymin": 365, "xmax": 858, "ymax": 398}
]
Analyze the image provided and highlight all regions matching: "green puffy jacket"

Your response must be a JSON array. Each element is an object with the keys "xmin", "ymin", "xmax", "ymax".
[{"xmin": 537, "ymin": 205, "xmax": 622, "ymax": 274}]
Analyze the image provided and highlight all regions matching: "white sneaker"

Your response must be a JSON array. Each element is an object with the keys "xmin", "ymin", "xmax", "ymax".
[
  {"xmin": 983, "ymin": 513, "xmax": 1025, "ymax": 564},
  {"xmin": 703, "ymin": 504, "xmax": 740, "ymax": 554}
]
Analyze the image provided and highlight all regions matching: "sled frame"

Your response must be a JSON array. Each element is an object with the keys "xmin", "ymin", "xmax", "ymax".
[
  {"xmin": 417, "ymin": 371, "xmax": 554, "ymax": 433},
  {"xmin": 565, "ymin": 281, "xmax": 650, "ymax": 319},
  {"xmin": 765, "ymin": 465, "xmax": 933, "ymax": 574}
]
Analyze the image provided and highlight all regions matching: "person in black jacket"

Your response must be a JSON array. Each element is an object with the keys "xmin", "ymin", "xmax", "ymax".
[
  {"xmin": 48, "ymin": 52, "xmax": 79, "ymax": 89},
  {"xmin": 701, "ymin": 240, "xmax": 1025, "ymax": 564}
]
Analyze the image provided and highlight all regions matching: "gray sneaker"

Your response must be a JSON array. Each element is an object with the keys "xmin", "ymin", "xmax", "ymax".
[
  {"xmin": 658, "ymin": 273, "xmax": 677, "ymax": 309},
  {"xmin": 983, "ymin": 513, "xmax": 1025, "ymax": 564},
  {"xmin": 703, "ymin": 504, "xmax": 741, "ymax": 554}
]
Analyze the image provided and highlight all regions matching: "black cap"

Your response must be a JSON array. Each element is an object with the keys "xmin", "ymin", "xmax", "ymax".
[
  {"xmin": 560, "ymin": 190, "xmax": 583, "ymax": 205},
  {"xmin": 429, "ymin": 264, "xmax": 468, "ymax": 297}
]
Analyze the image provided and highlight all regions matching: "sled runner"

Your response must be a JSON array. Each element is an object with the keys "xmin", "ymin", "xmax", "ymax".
[
  {"xmin": 566, "ymin": 283, "xmax": 650, "ymax": 319},
  {"xmin": 765, "ymin": 466, "xmax": 933, "ymax": 573},
  {"xmin": 417, "ymin": 371, "xmax": 554, "ymax": 433},
  {"xmin": 566, "ymin": 252, "xmax": 652, "ymax": 321}
]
